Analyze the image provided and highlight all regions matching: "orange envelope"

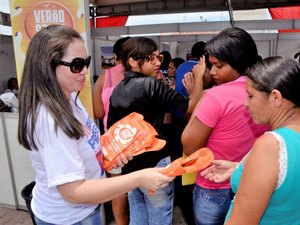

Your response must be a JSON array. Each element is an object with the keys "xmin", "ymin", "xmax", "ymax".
[{"xmin": 100, "ymin": 112, "xmax": 166, "ymax": 172}]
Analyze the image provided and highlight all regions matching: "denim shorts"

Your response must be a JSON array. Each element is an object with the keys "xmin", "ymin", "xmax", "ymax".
[
  {"xmin": 34, "ymin": 205, "xmax": 102, "ymax": 225},
  {"xmin": 128, "ymin": 156, "xmax": 174, "ymax": 225},
  {"xmin": 193, "ymin": 185, "xmax": 234, "ymax": 225}
]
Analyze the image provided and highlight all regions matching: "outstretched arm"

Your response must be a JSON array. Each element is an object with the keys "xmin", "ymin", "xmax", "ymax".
[{"xmin": 57, "ymin": 167, "xmax": 174, "ymax": 205}]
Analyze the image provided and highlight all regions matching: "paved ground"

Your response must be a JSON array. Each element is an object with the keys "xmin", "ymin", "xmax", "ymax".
[
  {"xmin": 0, "ymin": 203, "xmax": 188, "ymax": 225},
  {"xmin": 0, "ymin": 206, "xmax": 33, "ymax": 225}
]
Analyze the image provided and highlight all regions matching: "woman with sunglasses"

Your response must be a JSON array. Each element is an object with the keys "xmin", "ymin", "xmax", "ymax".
[
  {"xmin": 107, "ymin": 37, "xmax": 205, "ymax": 225},
  {"xmin": 18, "ymin": 24, "xmax": 174, "ymax": 225}
]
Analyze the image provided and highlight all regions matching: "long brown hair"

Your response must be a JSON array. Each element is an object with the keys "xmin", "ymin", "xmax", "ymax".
[{"xmin": 18, "ymin": 25, "xmax": 85, "ymax": 150}]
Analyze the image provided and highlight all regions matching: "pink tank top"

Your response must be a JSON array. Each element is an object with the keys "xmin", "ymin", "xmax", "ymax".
[{"xmin": 101, "ymin": 64, "xmax": 124, "ymax": 130}]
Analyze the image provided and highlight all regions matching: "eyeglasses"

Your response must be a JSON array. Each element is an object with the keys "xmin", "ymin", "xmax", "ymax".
[
  {"xmin": 135, "ymin": 54, "xmax": 164, "ymax": 65},
  {"xmin": 58, "ymin": 56, "xmax": 91, "ymax": 73}
]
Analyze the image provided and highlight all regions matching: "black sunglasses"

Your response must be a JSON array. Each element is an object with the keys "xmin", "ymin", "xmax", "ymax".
[
  {"xmin": 58, "ymin": 56, "xmax": 91, "ymax": 73},
  {"xmin": 134, "ymin": 54, "xmax": 164, "ymax": 65}
]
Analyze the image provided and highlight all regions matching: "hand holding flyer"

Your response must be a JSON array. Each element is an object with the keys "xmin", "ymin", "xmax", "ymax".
[{"xmin": 100, "ymin": 112, "xmax": 166, "ymax": 172}]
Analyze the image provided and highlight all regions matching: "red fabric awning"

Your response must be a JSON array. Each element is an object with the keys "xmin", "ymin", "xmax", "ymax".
[
  {"xmin": 269, "ymin": 6, "xmax": 300, "ymax": 32},
  {"xmin": 94, "ymin": 16, "xmax": 129, "ymax": 28}
]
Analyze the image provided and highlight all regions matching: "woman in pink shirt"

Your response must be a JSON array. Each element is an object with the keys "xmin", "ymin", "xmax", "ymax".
[{"xmin": 181, "ymin": 27, "xmax": 270, "ymax": 225}]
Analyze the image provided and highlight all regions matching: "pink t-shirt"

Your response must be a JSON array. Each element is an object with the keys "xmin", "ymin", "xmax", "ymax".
[
  {"xmin": 195, "ymin": 76, "xmax": 270, "ymax": 189},
  {"xmin": 101, "ymin": 64, "xmax": 124, "ymax": 130}
]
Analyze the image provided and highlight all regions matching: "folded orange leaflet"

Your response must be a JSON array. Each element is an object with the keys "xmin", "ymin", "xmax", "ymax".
[
  {"xmin": 100, "ymin": 112, "xmax": 166, "ymax": 172},
  {"xmin": 148, "ymin": 148, "xmax": 214, "ymax": 196},
  {"xmin": 162, "ymin": 147, "xmax": 214, "ymax": 176}
]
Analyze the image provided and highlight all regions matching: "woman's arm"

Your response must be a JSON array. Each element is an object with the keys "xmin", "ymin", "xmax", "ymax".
[
  {"xmin": 182, "ymin": 89, "xmax": 212, "ymax": 156},
  {"xmin": 181, "ymin": 111, "xmax": 212, "ymax": 156},
  {"xmin": 225, "ymin": 133, "xmax": 279, "ymax": 225},
  {"xmin": 92, "ymin": 71, "xmax": 105, "ymax": 119},
  {"xmin": 57, "ymin": 167, "xmax": 174, "ymax": 204}
]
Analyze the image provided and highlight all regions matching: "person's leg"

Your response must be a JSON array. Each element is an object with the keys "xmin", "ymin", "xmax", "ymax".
[
  {"xmin": 180, "ymin": 184, "xmax": 195, "ymax": 225},
  {"xmin": 143, "ymin": 179, "xmax": 174, "ymax": 225},
  {"xmin": 193, "ymin": 185, "xmax": 234, "ymax": 225},
  {"xmin": 112, "ymin": 194, "xmax": 129, "ymax": 225},
  {"xmin": 128, "ymin": 188, "xmax": 147, "ymax": 225},
  {"xmin": 146, "ymin": 156, "xmax": 174, "ymax": 225},
  {"xmin": 128, "ymin": 157, "xmax": 174, "ymax": 225},
  {"xmin": 110, "ymin": 172, "xmax": 129, "ymax": 225}
]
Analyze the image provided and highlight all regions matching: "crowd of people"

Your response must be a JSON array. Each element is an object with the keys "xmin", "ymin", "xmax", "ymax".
[{"xmin": 17, "ymin": 23, "xmax": 300, "ymax": 225}]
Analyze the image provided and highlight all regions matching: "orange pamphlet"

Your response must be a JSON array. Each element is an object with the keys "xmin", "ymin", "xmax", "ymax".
[
  {"xmin": 100, "ymin": 112, "xmax": 166, "ymax": 172},
  {"xmin": 149, "ymin": 147, "xmax": 214, "ymax": 195},
  {"xmin": 162, "ymin": 147, "xmax": 214, "ymax": 176}
]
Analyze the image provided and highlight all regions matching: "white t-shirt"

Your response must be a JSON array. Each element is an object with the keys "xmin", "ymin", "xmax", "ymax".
[{"xmin": 29, "ymin": 93, "xmax": 105, "ymax": 224}]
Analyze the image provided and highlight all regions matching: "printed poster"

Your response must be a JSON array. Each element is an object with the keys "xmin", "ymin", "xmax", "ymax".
[
  {"xmin": 9, "ymin": 0, "xmax": 94, "ymax": 116},
  {"xmin": 101, "ymin": 46, "xmax": 114, "ymax": 69}
]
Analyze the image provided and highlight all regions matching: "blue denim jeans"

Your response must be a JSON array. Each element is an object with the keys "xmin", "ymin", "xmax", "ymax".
[
  {"xmin": 193, "ymin": 185, "xmax": 234, "ymax": 225},
  {"xmin": 128, "ymin": 156, "xmax": 174, "ymax": 225},
  {"xmin": 34, "ymin": 205, "xmax": 102, "ymax": 225}
]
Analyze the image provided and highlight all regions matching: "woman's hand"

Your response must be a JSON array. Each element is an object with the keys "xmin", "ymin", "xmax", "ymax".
[
  {"xmin": 137, "ymin": 167, "xmax": 175, "ymax": 191},
  {"xmin": 185, "ymin": 56, "xmax": 206, "ymax": 113},
  {"xmin": 182, "ymin": 72, "xmax": 194, "ymax": 95},
  {"xmin": 182, "ymin": 56, "xmax": 206, "ymax": 95},
  {"xmin": 200, "ymin": 160, "xmax": 238, "ymax": 183},
  {"xmin": 114, "ymin": 152, "xmax": 133, "ymax": 169},
  {"xmin": 192, "ymin": 56, "xmax": 206, "ymax": 80}
]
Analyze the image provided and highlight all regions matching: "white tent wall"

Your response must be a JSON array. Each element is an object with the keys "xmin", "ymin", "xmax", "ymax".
[
  {"xmin": 1, "ymin": 36, "xmax": 299, "ymax": 88},
  {"xmin": 277, "ymin": 39, "xmax": 300, "ymax": 58},
  {"xmin": 177, "ymin": 39, "xmax": 299, "ymax": 60},
  {"xmin": 2, "ymin": 34, "xmax": 299, "ymax": 85},
  {"xmin": 92, "ymin": 38, "xmax": 300, "ymax": 77}
]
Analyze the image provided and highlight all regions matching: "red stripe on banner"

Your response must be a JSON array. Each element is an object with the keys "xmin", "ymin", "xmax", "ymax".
[
  {"xmin": 269, "ymin": 6, "xmax": 300, "ymax": 33},
  {"xmin": 95, "ymin": 16, "xmax": 129, "ymax": 28}
]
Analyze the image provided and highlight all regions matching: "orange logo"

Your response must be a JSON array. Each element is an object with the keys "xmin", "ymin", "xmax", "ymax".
[
  {"xmin": 25, "ymin": 1, "xmax": 74, "ymax": 39},
  {"xmin": 114, "ymin": 124, "xmax": 137, "ymax": 145}
]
